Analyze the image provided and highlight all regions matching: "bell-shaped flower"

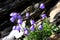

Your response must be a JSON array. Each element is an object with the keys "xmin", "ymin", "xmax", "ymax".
[
  {"xmin": 17, "ymin": 15, "xmax": 22, "ymax": 19},
  {"xmin": 41, "ymin": 14, "xmax": 46, "ymax": 19},
  {"xmin": 24, "ymin": 28, "xmax": 28, "ymax": 35},
  {"xmin": 26, "ymin": 12, "xmax": 30, "ymax": 19},
  {"xmin": 39, "ymin": 3, "xmax": 45, "ymax": 9},
  {"xmin": 12, "ymin": 25, "xmax": 21, "ymax": 31},
  {"xmin": 17, "ymin": 19, "xmax": 23, "ymax": 24},
  {"xmin": 10, "ymin": 12, "xmax": 14, "ymax": 16},
  {"xmin": 30, "ymin": 19, "xmax": 35, "ymax": 25},
  {"xmin": 38, "ymin": 24, "xmax": 43, "ymax": 30},
  {"xmin": 10, "ymin": 17, "xmax": 15, "ymax": 22},
  {"xmin": 16, "ymin": 25, "xmax": 21, "ymax": 31},
  {"xmin": 12, "ymin": 26, "xmax": 16, "ymax": 30},
  {"xmin": 10, "ymin": 12, "xmax": 18, "ymax": 18},
  {"xmin": 30, "ymin": 25, "xmax": 35, "ymax": 31}
]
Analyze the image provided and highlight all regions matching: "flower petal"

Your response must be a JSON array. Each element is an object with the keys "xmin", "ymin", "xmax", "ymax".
[
  {"xmin": 38, "ymin": 24, "xmax": 43, "ymax": 30},
  {"xmin": 17, "ymin": 15, "xmax": 22, "ymax": 19},
  {"xmin": 30, "ymin": 19, "xmax": 35, "ymax": 25},
  {"xmin": 10, "ymin": 12, "xmax": 17, "ymax": 17},
  {"xmin": 16, "ymin": 25, "xmax": 21, "ymax": 31},
  {"xmin": 30, "ymin": 25, "xmax": 35, "ymax": 31},
  {"xmin": 26, "ymin": 12, "xmax": 30, "ymax": 17},
  {"xmin": 10, "ymin": 17, "xmax": 15, "ymax": 22},
  {"xmin": 17, "ymin": 19, "xmax": 23, "ymax": 24},
  {"xmin": 41, "ymin": 14, "xmax": 46, "ymax": 19},
  {"xmin": 24, "ymin": 28, "xmax": 28, "ymax": 35},
  {"xmin": 12, "ymin": 26, "xmax": 16, "ymax": 30},
  {"xmin": 39, "ymin": 3, "xmax": 45, "ymax": 9}
]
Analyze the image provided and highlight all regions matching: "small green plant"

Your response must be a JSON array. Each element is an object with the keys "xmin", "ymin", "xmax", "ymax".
[{"xmin": 24, "ymin": 18, "xmax": 58, "ymax": 40}]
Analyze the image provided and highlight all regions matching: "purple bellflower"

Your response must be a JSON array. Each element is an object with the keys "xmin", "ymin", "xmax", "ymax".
[
  {"xmin": 12, "ymin": 26, "xmax": 16, "ymax": 30},
  {"xmin": 26, "ymin": 12, "xmax": 30, "ymax": 19},
  {"xmin": 10, "ymin": 12, "xmax": 18, "ymax": 18},
  {"xmin": 39, "ymin": 3, "xmax": 45, "ymax": 9},
  {"xmin": 12, "ymin": 25, "xmax": 21, "ymax": 31},
  {"xmin": 17, "ymin": 19, "xmax": 23, "ymax": 24},
  {"xmin": 10, "ymin": 12, "xmax": 14, "ymax": 16},
  {"xmin": 41, "ymin": 14, "xmax": 46, "ymax": 19},
  {"xmin": 30, "ymin": 19, "xmax": 35, "ymax": 25},
  {"xmin": 10, "ymin": 17, "xmax": 15, "ymax": 22},
  {"xmin": 30, "ymin": 25, "xmax": 35, "ymax": 31},
  {"xmin": 16, "ymin": 25, "xmax": 21, "ymax": 31},
  {"xmin": 17, "ymin": 15, "xmax": 22, "ymax": 19},
  {"xmin": 24, "ymin": 28, "xmax": 28, "ymax": 35},
  {"xmin": 38, "ymin": 24, "xmax": 43, "ymax": 30}
]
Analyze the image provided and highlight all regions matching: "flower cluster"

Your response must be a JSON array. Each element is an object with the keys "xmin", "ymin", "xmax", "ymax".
[
  {"xmin": 9, "ymin": 2, "xmax": 60, "ymax": 40},
  {"xmin": 10, "ymin": 12, "xmax": 22, "ymax": 23},
  {"xmin": 10, "ymin": 12, "xmax": 47, "ymax": 36},
  {"xmin": 23, "ymin": 13, "xmax": 58, "ymax": 40},
  {"xmin": 29, "ymin": 14, "xmax": 46, "ymax": 32},
  {"xmin": 9, "ymin": 3, "xmax": 49, "ymax": 39},
  {"xmin": 10, "ymin": 12, "xmax": 31, "ymax": 38},
  {"xmin": 12, "ymin": 25, "xmax": 21, "ymax": 31}
]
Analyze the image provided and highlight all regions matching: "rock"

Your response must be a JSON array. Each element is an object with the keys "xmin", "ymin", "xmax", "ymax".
[{"xmin": 49, "ymin": 1, "xmax": 60, "ymax": 22}]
